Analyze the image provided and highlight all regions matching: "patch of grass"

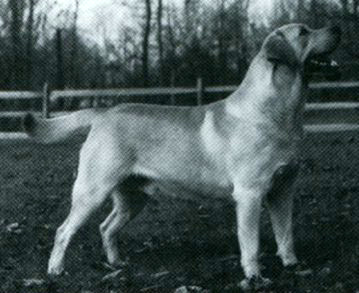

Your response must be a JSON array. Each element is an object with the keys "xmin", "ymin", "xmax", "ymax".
[{"xmin": 0, "ymin": 131, "xmax": 358, "ymax": 292}]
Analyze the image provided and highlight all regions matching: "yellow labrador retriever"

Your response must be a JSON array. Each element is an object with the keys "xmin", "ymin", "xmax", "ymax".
[{"xmin": 23, "ymin": 23, "xmax": 340, "ymax": 288}]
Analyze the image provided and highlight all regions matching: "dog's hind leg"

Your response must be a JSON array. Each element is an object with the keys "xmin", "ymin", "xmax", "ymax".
[
  {"xmin": 47, "ymin": 180, "xmax": 114, "ymax": 276},
  {"xmin": 47, "ymin": 132, "xmax": 126, "ymax": 276},
  {"xmin": 100, "ymin": 184, "xmax": 148, "ymax": 267}
]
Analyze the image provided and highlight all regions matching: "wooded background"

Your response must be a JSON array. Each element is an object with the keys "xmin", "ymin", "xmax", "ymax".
[{"xmin": 0, "ymin": 0, "xmax": 359, "ymax": 91}]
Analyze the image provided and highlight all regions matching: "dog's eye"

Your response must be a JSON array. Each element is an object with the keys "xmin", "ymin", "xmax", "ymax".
[{"xmin": 299, "ymin": 27, "xmax": 309, "ymax": 36}]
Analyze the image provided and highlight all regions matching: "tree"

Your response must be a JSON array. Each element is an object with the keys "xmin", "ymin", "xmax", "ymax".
[
  {"xmin": 25, "ymin": 0, "xmax": 37, "ymax": 89},
  {"xmin": 69, "ymin": 0, "xmax": 80, "ymax": 87},
  {"xmin": 230, "ymin": 0, "xmax": 251, "ymax": 81},
  {"xmin": 56, "ymin": 28, "xmax": 65, "ymax": 89},
  {"xmin": 339, "ymin": 0, "xmax": 359, "ymax": 59},
  {"xmin": 157, "ymin": 0, "xmax": 164, "ymax": 85},
  {"xmin": 310, "ymin": 0, "xmax": 320, "ymax": 28},
  {"xmin": 9, "ymin": 0, "xmax": 25, "ymax": 89},
  {"xmin": 142, "ymin": 0, "xmax": 152, "ymax": 86},
  {"xmin": 216, "ymin": 0, "xmax": 228, "ymax": 83}
]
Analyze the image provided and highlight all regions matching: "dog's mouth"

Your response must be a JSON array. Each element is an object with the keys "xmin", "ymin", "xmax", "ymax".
[{"xmin": 305, "ymin": 55, "xmax": 341, "ymax": 81}]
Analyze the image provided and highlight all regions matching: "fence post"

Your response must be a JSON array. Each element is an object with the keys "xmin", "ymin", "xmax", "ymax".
[
  {"xmin": 196, "ymin": 77, "xmax": 204, "ymax": 105},
  {"xmin": 42, "ymin": 82, "xmax": 50, "ymax": 118},
  {"xmin": 56, "ymin": 28, "xmax": 65, "ymax": 90},
  {"xmin": 170, "ymin": 70, "xmax": 176, "ymax": 105}
]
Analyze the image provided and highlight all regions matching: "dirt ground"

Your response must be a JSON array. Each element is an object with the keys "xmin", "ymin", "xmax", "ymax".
[{"xmin": 0, "ymin": 130, "xmax": 358, "ymax": 293}]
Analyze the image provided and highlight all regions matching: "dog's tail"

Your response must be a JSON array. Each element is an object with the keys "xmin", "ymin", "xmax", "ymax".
[{"xmin": 22, "ymin": 109, "xmax": 103, "ymax": 144}]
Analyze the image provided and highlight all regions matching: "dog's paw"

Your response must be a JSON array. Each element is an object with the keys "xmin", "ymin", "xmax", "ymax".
[
  {"xmin": 103, "ymin": 258, "xmax": 128, "ymax": 270},
  {"xmin": 284, "ymin": 262, "xmax": 313, "ymax": 277},
  {"xmin": 239, "ymin": 276, "xmax": 273, "ymax": 291},
  {"xmin": 102, "ymin": 260, "xmax": 129, "ymax": 271},
  {"xmin": 47, "ymin": 265, "xmax": 65, "ymax": 277}
]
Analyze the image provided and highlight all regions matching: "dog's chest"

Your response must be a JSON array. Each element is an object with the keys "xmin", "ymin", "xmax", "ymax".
[{"xmin": 227, "ymin": 124, "xmax": 298, "ymax": 190}]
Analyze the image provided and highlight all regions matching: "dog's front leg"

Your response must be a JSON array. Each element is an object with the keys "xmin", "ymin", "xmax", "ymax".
[
  {"xmin": 234, "ymin": 188, "xmax": 262, "ymax": 278},
  {"xmin": 267, "ymin": 163, "xmax": 299, "ymax": 268},
  {"xmin": 267, "ymin": 191, "xmax": 298, "ymax": 267},
  {"xmin": 233, "ymin": 186, "xmax": 272, "ymax": 290}
]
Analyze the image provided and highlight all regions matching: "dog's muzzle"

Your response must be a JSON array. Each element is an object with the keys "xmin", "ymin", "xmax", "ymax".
[
  {"xmin": 306, "ymin": 56, "xmax": 341, "ymax": 81},
  {"xmin": 305, "ymin": 25, "xmax": 341, "ymax": 81}
]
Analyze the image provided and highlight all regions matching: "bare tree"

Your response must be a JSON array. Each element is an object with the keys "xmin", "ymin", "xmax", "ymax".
[
  {"xmin": 295, "ymin": 0, "xmax": 310, "ymax": 22},
  {"xmin": 25, "ymin": 0, "xmax": 37, "ymax": 89},
  {"xmin": 354, "ymin": 0, "xmax": 359, "ymax": 14},
  {"xmin": 166, "ymin": 4, "xmax": 177, "ymax": 61},
  {"xmin": 271, "ymin": 0, "xmax": 292, "ymax": 25},
  {"xmin": 339, "ymin": 0, "xmax": 359, "ymax": 58},
  {"xmin": 310, "ymin": 0, "xmax": 320, "ymax": 28},
  {"xmin": 157, "ymin": 0, "xmax": 164, "ymax": 85},
  {"xmin": 216, "ymin": 0, "xmax": 228, "ymax": 83},
  {"xmin": 70, "ymin": 0, "xmax": 80, "ymax": 87},
  {"xmin": 184, "ymin": 0, "xmax": 201, "ymax": 44},
  {"xmin": 233, "ymin": 0, "xmax": 250, "ymax": 80},
  {"xmin": 9, "ymin": 0, "xmax": 25, "ymax": 89},
  {"xmin": 164, "ymin": 3, "xmax": 178, "ymax": 84},
  {"xmin": 56, "ymin": 28, "xmax": 65, "ymax": 89},
  {"xmin": 142, "ymin": 0, "xmax": 152, "ymax": 86}
]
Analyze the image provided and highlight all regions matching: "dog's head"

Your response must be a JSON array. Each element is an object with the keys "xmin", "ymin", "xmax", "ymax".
[{"xmin": 262, "ymin": 24, "xmax": 341, "ymax": 80}]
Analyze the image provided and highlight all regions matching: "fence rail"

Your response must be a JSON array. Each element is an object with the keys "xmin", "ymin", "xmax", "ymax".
[
  {"xmin": 0, "ymin": 80, "xmax": 359, "ymax": 100},
  {"xmin": 0, "ymin": 91, "xmax": 42, "ymax": 100},
  {"xmin": 0, "ymin": 79, "xmax": 358, "ymax": 134},
  {"xmin": 1, "ymin": 80, "xmax": 359, "ymax": 101}
]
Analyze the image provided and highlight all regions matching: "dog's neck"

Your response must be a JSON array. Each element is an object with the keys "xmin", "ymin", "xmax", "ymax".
[{"xmin": 226, "ymin": 54, "xmax": 307, "ymax": 136}]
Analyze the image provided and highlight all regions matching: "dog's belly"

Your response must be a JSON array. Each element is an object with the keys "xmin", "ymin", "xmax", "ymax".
[
  {"xmin": 145, "ymin": 178, "xmax": 234, "ymax": 200},
  {"xmin": 134, "ymin": 164, "xmax": 234, "ymax": 200}
]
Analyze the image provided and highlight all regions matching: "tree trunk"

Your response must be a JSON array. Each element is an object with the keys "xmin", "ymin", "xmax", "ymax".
[
  {"xmin": 297, "ymin": 0, "xmax": 305, "ymax": 21},
  {"xmin": 56, "ymin": 29, "xmax": 65, "ymax": 90},
  {"xmin": 166, "ymin": 4, "xmax": 177, "ymax": 82},
  {"xmin": 157, "ymin": 0, "xmax": 164, "ymax": 85},
  {"xmin": 70, "ymin": 0, "xmax": 80, "ymax": 88},
  {"xmin": 166, "ymin": 5, "xmax": 176, "ymax": 58},
  {"xmin": 310, "ymin": 0, "xmax": 319, "ymax": 28},
  {"xmin": 234, "ymin": 0, "xmax": 249, "ymax": 80},
  {"xmin": 9, "ymin": 0, "xmax": 23, "ymax": 90},
  {"xmin": 354, "ymin": 0, "xmax": 359, "ymax": 15},
  {"xmin": 184, "ymin": 0, "xmax": 191, "ymax": 35},
  {"xmin": 142, "ymin": 0, "xmax": 152, "ymax": 87},
  {"xmin": 25, "ymin": 0, "xmax": 35, "ymax": 89},
  {"xmin": 217, "ymin": 0, "xmax": 227, "ymax": 83}
]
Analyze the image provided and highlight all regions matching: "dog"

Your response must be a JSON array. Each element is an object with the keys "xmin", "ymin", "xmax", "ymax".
[{"xmin": 23, "ymin": 23, "xmax": 340, "ymax": 289}]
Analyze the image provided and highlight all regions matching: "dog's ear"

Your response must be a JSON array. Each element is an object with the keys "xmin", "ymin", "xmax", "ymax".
[{"xmin": 264, "ymin": 34, "xmax": 298, "ymax": 67}]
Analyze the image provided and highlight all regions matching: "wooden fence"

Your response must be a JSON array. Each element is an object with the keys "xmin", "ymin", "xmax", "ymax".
[{"xmin": 0, "ymin": 78, "xmax": 358, "ymax": 133}]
